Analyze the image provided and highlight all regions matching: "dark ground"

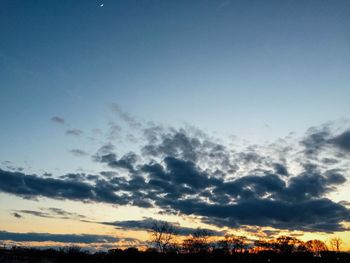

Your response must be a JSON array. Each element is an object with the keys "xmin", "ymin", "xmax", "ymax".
[{"xmin": 1, "ymin": 247, "xmax": 349, "ymax": 263}]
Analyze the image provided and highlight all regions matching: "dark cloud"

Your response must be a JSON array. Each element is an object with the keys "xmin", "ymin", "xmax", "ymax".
[
  {"xmin": 14, "ymin": 208, "xmax": 88, "ymax": 220},
  {"xmin": 15, "ymin": 210, "xmax": 49, "ymax": 218},
  {"xmin": 66, "ymin": 129, "xmax": 83, "ymax": 136},
  {"xmin": 330, "ymin": 130, "xmax": 350, "ymax": 153},
  {"xmin": 195, "ymin": 198, "xmax": 350, "ymax": 233},
  {"xmin": 238, "ymin": 151, "xmax": 264, "ymax": 164},
  {"xmin": 301, "ymin": 127, "xmax": 350, "ymax": 156},
  {"xmin": 97, "ymin": 152, "xmax": 138, "ymax": 172},
  {"xmin": 142, "ymin": 130, "xmax": 201, "ymax": 162},
  {"xmin": 141, "ymin": 127, "xmax": 236, "ymax": 174},
  {"xmin": 51, "ymin": 116, "xmax": 65, "ymax": 124},
  {"xmin": 273, "ymin": 163, "xmax": 289, "ymax": 176},
  {"xmin": 1, "ymin": 124, "xmax": 350, "ymax": 233},
  {"xmin": 0, "ymin": 231, "xmax": 133, "ymax": 243},
  {"xmin": 13, "ymin": 212, "xmax": 22, "ymax": 219},
  {"xmin": 0, "ymin": 169, "xmax": 129, "ymax": 205},
  {"xmin": 70, "ymin": 149, "xmax": 89, "ymax": 157},
  {"xmin": 279, "ymin": 166, "xmax": 346, "ymax": 202},
  {"xmin": 301, "ymin": 127, "xmax": 330, "ymax": 156},
  {"xmin": 101, "ymin": 218, "xmax": 224, "ymax": 236},
  {"xmin": 95, "ymin": 143, "xmax": 115, "ymax": 156}
]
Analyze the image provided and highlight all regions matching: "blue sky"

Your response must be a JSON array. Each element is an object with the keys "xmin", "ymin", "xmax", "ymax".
[
  {"xmin": 1, "ymin": 0, "xmax": 349, "ymax": 137},
  {"xmin": 1, "ymin": 0, "xmax": 350, "ymax": 250}
]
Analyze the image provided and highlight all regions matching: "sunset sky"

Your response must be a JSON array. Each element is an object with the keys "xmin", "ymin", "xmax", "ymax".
[{"xmin": 1, "ymin": 0, "xmax": 350, "ymax": 251}]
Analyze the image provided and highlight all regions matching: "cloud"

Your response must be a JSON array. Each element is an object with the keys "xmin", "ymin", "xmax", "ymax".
[
  {"xmin": 106, "ymin": 122, "xmax": 123, "ymax": 141},
  {"xmin": 101, "ymin": 218, "xmax": 224, "ymax": 236},
  {"xmin": 12, "ymin": 212, "xmax": 22, "ymax": 219},
  {"xmin": 0, "ymin": 169, "xmax": 130, "ymax": 205},
  {"xmin": 1, "ymin": 124, "xmax": 350, "ymax": 233},
  {"xmin": 0, "ymin": 231, "xmax": 133, "ymax": 244},
  {"xmin": 51, "ymin": 116, "xmax": 65, "ymax": 124},
  {"xmin": 66, "ymin": 129, "xmax": 83, "ymax": 136},
  {"xmin": 301, "ymin": 127, "xmax": 350, "ymax": 156},
  {"xmin": 70, "ymin": 149, "xmax": 89, "ymax": 157},
  {"xmin": 14, "ymin": 208, "xmax": 88, "ymax": 220},
  {"xmin": 273, "ymin": 163, "xmax": 289, "ymax": 176},
  {"xmin": 111, "ymin": 103, "xmax": 142, "ymax": 129},
  {"xmin": 330, "ymin": 130, "xmax": 350, "ymax": 153},
  {"xmin": 96, "ymin": 152, "xmax": 138, "ymax": 172},
  {"xmin": 301, "ymin": 127, "xmax": 331, "ymax": 156},
  {"xmin": 184, "ymin": 198, "xmax": 350, "ymax": 233}
]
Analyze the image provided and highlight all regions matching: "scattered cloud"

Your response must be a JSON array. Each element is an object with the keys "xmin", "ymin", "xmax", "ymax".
[
  {"xmin": 331, "ymin": 130, "xmax": 350, "ymax": 153},
  {"xmin": 70, "ymin": 149, "xmax": 89, "ymax": 157},
  {"xmin": 13, "ymin": 207, "xmax": 88, "ymax": 221},
  {"xmin": 12, "ymin": 212, "xmax": 22, "ymax": 219},
  {"xmin": 66, "ymin": 129, "xmax": 83, "ymax": 136},
  {"xmin": 0, "ymin": 231, "xmax": 135, "ymax": 244},
  {"xmin": 51, "ymin": 116, "xmax": 65, "ymax": 124},
  {"xmin": 301, "ymin": 126, "xmax": 350, "ymax": 156},
  {"xmin": 111, "ymin": 103, "xmax": 142, "ymax": 129}
]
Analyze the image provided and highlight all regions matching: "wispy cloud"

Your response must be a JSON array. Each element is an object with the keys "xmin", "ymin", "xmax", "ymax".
[
  {"xmin": 111, "ymin": 103, "xmax": 142, "ymax": 129},
  {"xmin": 66, "ymin": 129, "xmax": 83, "ymax": 136},
  {"xmin": 13, "ymin": 207, "xmax": 88, "ymax": 221},
  {"xmin": 0, "ymin": 231, "xmax": 136, "ymax": 244},
  {"xmin": 70, "ymin": 149, "xmax": 89, "ymax": 157},
  {"xmin": 51, "ymin": 116, "xmax": 65, "ymax": 124}
]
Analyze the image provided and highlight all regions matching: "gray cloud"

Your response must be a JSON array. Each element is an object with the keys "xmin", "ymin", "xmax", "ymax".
[
  {"xmin": 102, "ymin": 218, "xmax": 224, "ymax": 236},
  {"xmin": 14, "ymin": 208, "xmax": 88, "ymax": 220},
  {"xmin": 0, "ymin": 231, "xmax": 134, "ymax": 244},
  {"xmin": 12, "ymin": 212, "xmax": 22, "ymax": 219},
  {"xmin": 66, "ymin": 129, "xmax": 83, "ymax": 136},
  {"xmin": 111, "ymin": 103, "xmax": 142, "ymax": 129},
  {"xmin": 330, "ymin": 130, "xmax": 350, "ymax": 153},
  {"xmin": 0, "ymin": 169, "xmax": 129, "ymax": 205},
  {"xmin": 301, "ymin": 127, "xmax": 350, "ymax": 156},
  {"xmin": 70, "ymin": 149, "xmax": 89, "ymax": 157},
  {"xmin": 96, "ymin": 152, "xmax": 138, "ymax": 172},
  {"xmin": 1, "ymin": 124, "xmax": 350, "ymax": 233},
  {"xmin": 51, "ymin": 116, "xmax": 65, "ymax": 124}
]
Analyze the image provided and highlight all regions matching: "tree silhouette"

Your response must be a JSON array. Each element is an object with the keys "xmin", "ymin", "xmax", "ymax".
[
  {"xmin": 273, "ymin": 236, "xmax": 301, "ymax": 254},
  {"xmin": 217, "ymin": 234, "xmax": 247, "ymax": 254},
  {"xmin": 305, "ymin": 239, "xmax": 328, "ymax": 257},
  {"xmin": 182, "ymin": 229, "xmax": 212, "ymax": 253},
  {"xmin": 254, "ymin": 238, "xmax": 274, "ymax": 252},
  {"xmin": 150, "ymin": 220, "xmax": 177, "ymax": 253},
  {"xmin": 329, "ymin": 237, "xmax": 343, "ymax": 253}
]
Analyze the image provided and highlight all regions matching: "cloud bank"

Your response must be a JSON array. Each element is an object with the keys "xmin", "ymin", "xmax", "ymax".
[
  {"xmin": 1, "ymin": 122, "xmax": 350, "ymax": 234},
  {"xmin": 0, "ymin": 231, "xmax": 135, "ymax": 244}
]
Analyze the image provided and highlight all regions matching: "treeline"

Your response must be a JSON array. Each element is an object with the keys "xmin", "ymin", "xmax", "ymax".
[
  {"xmin": 0, "ymin": 221, "xmax": 348, "ymax": 262},
  {"xmin": 148, "ymin": 221, "xmax": 343, "ymax": 255}
]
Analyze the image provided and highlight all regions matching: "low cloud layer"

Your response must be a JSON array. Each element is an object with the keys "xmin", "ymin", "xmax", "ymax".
[
  {"xmin": 13, "ymin": 208, "xmax": 88, "ymax": 221},
  {"xmin": 102, "ymin": 218, "xmax": 224, "ymax": 236},
  {"xmin": 0, "ymin": 231, "xmax": 134, "ymax": 244}
]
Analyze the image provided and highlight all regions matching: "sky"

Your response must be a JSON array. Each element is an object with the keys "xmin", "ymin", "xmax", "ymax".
[{"xmin": 0, "ymin": 0, "xmax": 350, "ymax": 251}]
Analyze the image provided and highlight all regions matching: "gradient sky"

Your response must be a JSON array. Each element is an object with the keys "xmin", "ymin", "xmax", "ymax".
[{"xmin": 0, "ymin": 0, "xmax": 350, "ymax": 251}]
